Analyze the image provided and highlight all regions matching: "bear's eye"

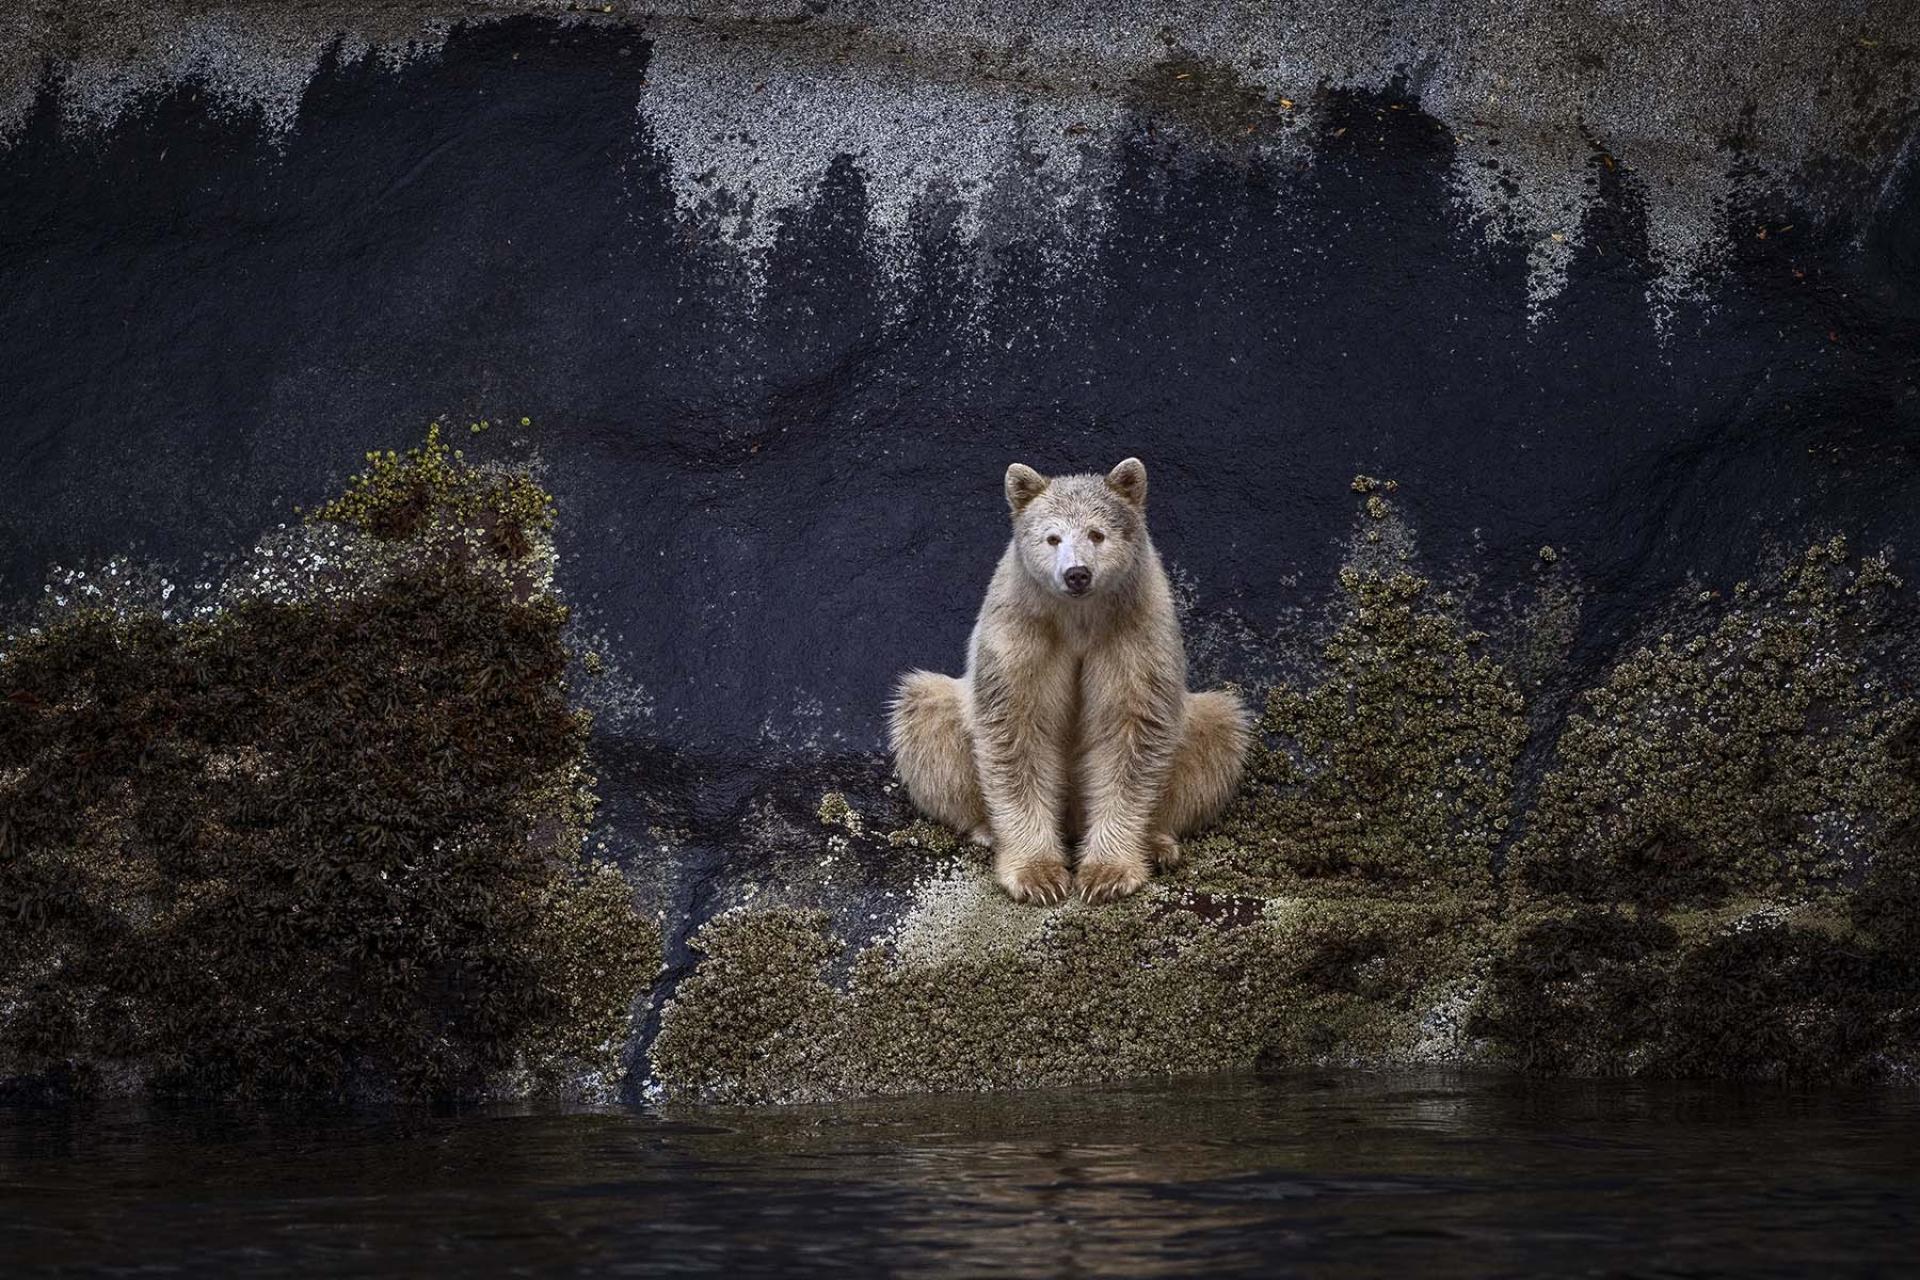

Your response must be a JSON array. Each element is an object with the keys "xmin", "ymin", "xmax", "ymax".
[
  {"xmin": 1088, "ymin": 529, "xmax": 1105, "ymax": 543},
  {"xmin": 1046, "ymin": 534, "xmax": 1061, "ymax": 546}
]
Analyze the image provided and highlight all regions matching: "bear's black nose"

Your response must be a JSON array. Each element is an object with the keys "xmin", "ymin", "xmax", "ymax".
[{"xmin": 1064, "ymin": 566, "xmax": 1092, "ymax": 594}]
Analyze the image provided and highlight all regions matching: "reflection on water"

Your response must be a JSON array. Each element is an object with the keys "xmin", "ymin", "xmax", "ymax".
[{"xmin": 4, "ymin": 1071, "xmax": 1918, "ymax": 1276}]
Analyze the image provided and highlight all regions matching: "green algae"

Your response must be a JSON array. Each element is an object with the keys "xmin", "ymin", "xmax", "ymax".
[
  {"xmin": 817, "ymin": 791, "xmax": 863, "ymax": 836},
  {"xmin": 1851, "ymin": 680, "xmax": 1920, "ymax": 955},
  {"xmin": 0, "ymin": 430, "xmax": 658, "ymax": 1099},
  {"xmin": 1186, "ymin": 493, "xmax": 1527, "ymax": 900},
  {"xmin": 1480, "ymin": 537, "xmax": 1920, "ymax": 1082},
  {"xmin": 310, "ymin": 421, "xmax": 554, "ymax": 561},
  {"xmin": 885, "ymin": 818, "xmax": 977, "ymax": 859},
  {"xmin": 650, "ymin": 892, "xmax": 1490, "ymax": 1105},
  {"xmin": 1474, "ymin": 904, "xmax": 1918, "ymax": 1081},
  {"xmin": 646, "ymin": 908, "xmax": 844, "ymax": 1104},
  {"xmin": 1511, "ymin": 536, "xmax": 1913, "ymax": 909},
  {"xmin": 1512, "ymin": 567, "xmax": 1583, "ymax": 693}
]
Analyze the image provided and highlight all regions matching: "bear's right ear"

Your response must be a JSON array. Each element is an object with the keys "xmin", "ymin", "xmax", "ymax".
[{"xmin": 1005, "ymin": 463, "xmax": 1049, "ymax": 514}]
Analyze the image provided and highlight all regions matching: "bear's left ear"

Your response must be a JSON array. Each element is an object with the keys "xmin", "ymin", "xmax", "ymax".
[{"xmin": 1106, "ymin": 457, "xmax": 1148, "ymax": 508}]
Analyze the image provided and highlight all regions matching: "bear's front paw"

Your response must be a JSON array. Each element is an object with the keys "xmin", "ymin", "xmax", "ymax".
[
  {"xmin": 1076, "ymin": 856, "xmax": 1149, "ymax": 904},
  {"xmin": 997, "ymin": 857, "xmax": 1072, "ymax": 906},
  {"xmin": 1149, "ymin": 832, "xmax": 1182, "ymax": 870}
]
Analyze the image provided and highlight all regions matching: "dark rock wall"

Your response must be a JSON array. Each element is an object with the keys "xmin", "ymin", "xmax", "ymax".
[{"xmin": 4, "ymin": 6, "xmax": 1920, "ymax": 1099}]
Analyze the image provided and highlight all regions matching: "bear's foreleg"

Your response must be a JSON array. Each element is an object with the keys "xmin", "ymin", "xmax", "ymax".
[
  {"xmin": 971, "ymin": 645, "xmax": 1075, "ymax": 905},
  {"xmin": 1074, "ymin": 644, "xmax": 1186, "ymax": 903}
]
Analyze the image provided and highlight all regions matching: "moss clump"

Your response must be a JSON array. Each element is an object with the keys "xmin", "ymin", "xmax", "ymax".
[
  {"xmin": 1190, "ymin": 565, "xmax": 1525, "ymax": 900},
  {"xmin": 0, "ymin": 433, "xmax": 657, "ymax": 1098},
  {"xmin": 1512, "ymin": 538, "xmax": 1910, "ymax": 909},
  {"xmin": 309, "ymin": 422, "xmax": 554, "ymax": 560},
  {"xmin": 651, "ymin": 892, "xmax": 1488, "ymax": 1104},
  {"xmin": 1475, "ymin": 907, "xmax": 1916, "ymax": 1082},
  {"xmin": 1655, "ymin": 920, "xmax": 1899, "ymax": 1080},
  {"xmin": 1475, "ymin": 538, "xmax": 1920, "ymax": 1083},
  {"xmin": 1850, "ymin": 716, "xmax": 1920, "ymax": 952},
  {"xmin": 885, "ymin": 819, "xmax": 978, "ymax": 860},
  {"xmin": 1470, "ymin": 910, "xmax": 1682, "ymax": 1075},
  {"xmin": 646, "ymin": 908, "xmax": 844, "ymax": 1103},
  {"xmin": 1855, "ymin": 826, "xmax": 1920, "ymax": 950},
  {"xmin": 817, "ymin": 791, "xmax": 862, "ymax": 835}
]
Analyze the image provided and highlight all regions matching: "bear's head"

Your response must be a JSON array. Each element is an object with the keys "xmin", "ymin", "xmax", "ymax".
[{"xmin": 1004, "ymin": 458, "xmax": 1150, "ymax": 600}]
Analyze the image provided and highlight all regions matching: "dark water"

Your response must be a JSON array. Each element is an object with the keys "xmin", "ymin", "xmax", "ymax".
[{"xmin": 5, "ymin": 1072, "xmax": 1917, "ymax": 1277}]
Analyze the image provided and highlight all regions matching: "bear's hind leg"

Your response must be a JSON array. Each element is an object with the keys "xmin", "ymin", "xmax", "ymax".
[
  {"xmin": 1150, "ymin": 689, "xmax": 1251, "ymax": 867},
  {"xmin": 889, "ymin": 670, "xmax": 990, "ymax": 844}
]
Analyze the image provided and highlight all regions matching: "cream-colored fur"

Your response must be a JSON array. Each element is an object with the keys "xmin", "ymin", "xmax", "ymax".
[{"xmin": 889, "ymin": 458, "xmax": 1250, "ymax": 904}]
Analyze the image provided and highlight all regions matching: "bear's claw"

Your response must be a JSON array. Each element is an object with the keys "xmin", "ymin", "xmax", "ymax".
[
  {"xmin": 1000, "ymin": 860, "xmax": 1072, "ymax": 906},
  {"xmin": 1076, "ymin": 858, "xmax": 1149, "ymax": 904},
  {"xmin": 1149, "ymin": 832, "xmax": 1182, "ymax": 869}
]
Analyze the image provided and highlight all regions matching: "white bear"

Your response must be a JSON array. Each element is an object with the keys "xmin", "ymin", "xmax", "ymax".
[{"xmin": 889, "ymin": 458, "xmax": 1249, "ymax": 903}]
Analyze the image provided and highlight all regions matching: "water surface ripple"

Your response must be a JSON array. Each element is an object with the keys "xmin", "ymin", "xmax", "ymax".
[{"xmin": 5, "ymin": 1071, "xmax": 1918, "ymax": 1275}]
